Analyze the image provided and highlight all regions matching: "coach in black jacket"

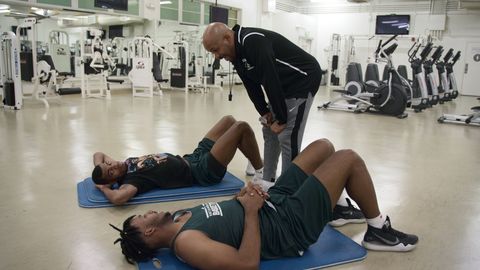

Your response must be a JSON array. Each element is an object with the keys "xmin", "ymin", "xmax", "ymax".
[{"xmin": 203, "ymin": 23, "xmax": 322, "ymax": 186}]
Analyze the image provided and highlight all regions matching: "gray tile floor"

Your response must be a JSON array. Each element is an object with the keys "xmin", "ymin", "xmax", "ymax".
[{"xmin": 0, "ymin": 86, "xmax": 479, "ymax": 270}]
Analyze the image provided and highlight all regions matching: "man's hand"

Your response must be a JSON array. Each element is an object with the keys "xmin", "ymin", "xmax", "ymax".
[
  {"xmin": 236, "ymin": 182, "xmax": 269, "ymax": 199},
  {"xmin": 259, "ymin": 112, "xmax": 273, "ymax": 128},
  {"xmin": 237, "ymin": 183, "xmax": 265, "ymax": 214},
  {"xmin": 270, "ymin": 121, "xmax": 286, "ymax": 134}
]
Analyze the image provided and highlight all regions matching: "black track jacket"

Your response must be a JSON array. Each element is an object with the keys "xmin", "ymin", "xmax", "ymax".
[{"xmin": 232, "ymin": 24, "xmax": 321, "ymax": 124}]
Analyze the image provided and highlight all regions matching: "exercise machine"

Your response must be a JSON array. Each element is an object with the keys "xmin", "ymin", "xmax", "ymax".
[
  {"xmin": 128, "ymin": 36, "xmax": 173, "ymax": 97},
  {"xmin": 1, "ymin": 31, "xmax": 22, "ymax": 110},
  {"xmin": 446, "ymin": 51, "xmax": 461, "ymax": 100},
  {"xmin": 47, "ymin": 30, "xmax": 81, "ymax": 95},
  {"xmin": 423, "ymin": 45, "xmax": 443, "ymax": 106},
  {"xmin": 402, "ymin": 41, "xmax": 433, "ymax": 112},
  {"xmin": 18, "ymin": 18, "xmax": 60, "ymax": 108},
  {"xmin": 77, "ymin": 28, "xmax": 113, "ymax": 99},
  {"xmin": 319, "ymin": 35, "xmax": 408, "ymax": 118},
  {"xmin": 438, "ymin": 98, "xmax": 480, "ymax": 126}
]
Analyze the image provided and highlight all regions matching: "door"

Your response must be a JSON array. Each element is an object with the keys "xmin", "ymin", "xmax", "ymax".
[{"xmin": 462, "ymin": 42, "xmax": 480, "ymax": 96}]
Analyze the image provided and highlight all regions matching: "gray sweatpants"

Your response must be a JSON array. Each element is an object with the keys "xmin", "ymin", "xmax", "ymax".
[{"xmin": 262, "ymin": 92, "xmax": 315, "ymax": 181}]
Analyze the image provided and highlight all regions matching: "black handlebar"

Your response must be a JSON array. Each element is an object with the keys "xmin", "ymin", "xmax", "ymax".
[
  {"xmin": 431, "ymin": 46, "xmax": 443, "ymax": 62},
  {"xmin": 451, "ymin": 51, "xmax": 461, "ymax": 65},
  {"xmin": 420, "ymin": 42, "xmax": 433, "ymax": 61},
  {"xmin": 382, "ymin": 35, "xmax": 398, "ymax": 48},
  {"xmin": 375, "ymin": 40, "xmax": 383, "ymax": 55},
  {"xmin": 443, "ymin": 48, "xmax": 454, "ymax": 63},
  {"xmin": 383, "ymin": 43, "xmax": 398, "ymax": 56}
]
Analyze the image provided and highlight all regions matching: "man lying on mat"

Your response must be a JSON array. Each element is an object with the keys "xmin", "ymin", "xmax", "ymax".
[
  {"xmin": 109, "ymin": 139, "xmax": 419, "ymax": 269},
  {"xmin": 92, "ymin": 115, "xmax": 264, "ymax": 205}
]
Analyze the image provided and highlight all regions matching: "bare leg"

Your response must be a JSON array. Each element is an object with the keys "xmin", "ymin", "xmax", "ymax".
[
  {"xmin": 210, "ymin": 121, "xmax": 263, "ymax": 170},
  {"xmin": 305, "ymin": 149, "xmax": 380, "ymax": 219},
  {"xmin": 203, "ymin": 115, "xmax": 237, "ymax": 142}
]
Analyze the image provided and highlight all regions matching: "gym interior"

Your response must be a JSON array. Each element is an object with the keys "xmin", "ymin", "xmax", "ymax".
[{"xmin": 0, "ymin": 0, "xmax": 479, "ymax": 269}]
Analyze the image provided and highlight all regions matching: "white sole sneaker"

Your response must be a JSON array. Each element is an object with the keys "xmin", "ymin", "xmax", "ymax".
[
  {"xmin": 329, "ymin": 218, "xmax": 366, "ymax": 227},
  {"xmin": 362, "ymin": 240, "xmax": 417, "ymax": 252},
  {"xmin": 245, "ymin": 161, "xmax": 255, "ymax": 176}
]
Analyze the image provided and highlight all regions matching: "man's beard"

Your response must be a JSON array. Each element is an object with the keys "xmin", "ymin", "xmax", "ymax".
[{"xmin": 158, "ymin": 212, "xmax": 172, "ymax": 226}]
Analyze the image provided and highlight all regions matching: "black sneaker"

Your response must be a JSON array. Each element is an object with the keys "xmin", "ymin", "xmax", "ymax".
[
  {"xmin": 329, "ymin": 198, "xmax": 366, "ymax": 227},
  {"xmin": 362, "ymin": 216, "xmax": 418, "ymax": 252}
]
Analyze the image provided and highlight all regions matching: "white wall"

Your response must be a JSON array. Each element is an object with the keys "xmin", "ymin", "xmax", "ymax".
[{"xmin": 264, "ymin": 10, "xmax": 318, "ymax": 57}]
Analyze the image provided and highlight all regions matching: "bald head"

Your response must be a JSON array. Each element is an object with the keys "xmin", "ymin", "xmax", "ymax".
[{"xmin": 202, "ymin": 23, "xmax": 236, "ymax": 62}]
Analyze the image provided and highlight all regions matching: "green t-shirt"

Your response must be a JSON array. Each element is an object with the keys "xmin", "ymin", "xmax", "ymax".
[{"xmin": 175, "ymin": 199, "xmax": 304, "ymax": 259}]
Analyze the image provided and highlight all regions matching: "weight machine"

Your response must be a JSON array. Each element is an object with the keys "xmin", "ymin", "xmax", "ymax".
[
  {"xmin": 128, "ymin": 36, "xmax": 173, "ymax": 97},
  {"xmin": 18, "ymin": 18, "xmax": 60, "ymax": 108},
  {"xmin": 1, "ymin": 31, "xmax": 22, "ymax": 110},
  {"xmin": 77, "ymin": 28, "xmax": 115, "ymax": 99}
]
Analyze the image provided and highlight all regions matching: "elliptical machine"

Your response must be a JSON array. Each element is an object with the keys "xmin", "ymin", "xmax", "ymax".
[
  {"xmin": 445, "ymin": 51, "xmax": 461, "ymax": 100},
  {"xmin": 423, "ymin": 45, "xmax": 443, "ymax": 105},
  {"xmin": 435, "ymin": 48, "xmax": 454, "ymax": 103},
  {"xmin": 405, "ymin": 41, "xmax": 433, "ymax": 112},
  {"xmin": 320, "ymin": 35, "xmax": 408, "ymax": 118}
]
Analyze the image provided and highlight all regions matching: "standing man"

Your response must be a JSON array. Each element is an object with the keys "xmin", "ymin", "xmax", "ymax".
[{"xmin": 202, "ymin": 23, "xmax": 322, "ymax": 189}]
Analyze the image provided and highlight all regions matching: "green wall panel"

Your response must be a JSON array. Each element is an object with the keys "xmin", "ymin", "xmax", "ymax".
[
  {"xmin": 160, "ymin": 0, "xmax": 179, "ymax": 21},
  {"xmin": 37, "ymin": 0, "xmax": 71, "ymax": 7},
  {"xmin": 161, "ymin": 8, "xmax": 179, "ymax": 21},
  {"xmin": 182, "ymin": 12, "xmax": 200, "ymax": 24},
  {"xmin": 79, "ymin": 0, "xmax": 139, "ymax": 16},
  {"xmin": 183, "ymin": 0, "xmax": 200, "ymax": 12},
  {"xmin": 204, "ymin": 3, "xmax": 211, "ymax": 24}
]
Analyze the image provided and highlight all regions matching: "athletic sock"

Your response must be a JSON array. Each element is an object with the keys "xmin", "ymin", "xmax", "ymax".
[
  {"xmin": 255, "ymin": 167, "xmax": 263, "ymax": 173},
  {"xmin": 367, "ymin": 214, "xmax": 387, "ymax": 229},
  {"xmin": 336, "ymin": 192, "xmax": 349, "ymax": 207}
]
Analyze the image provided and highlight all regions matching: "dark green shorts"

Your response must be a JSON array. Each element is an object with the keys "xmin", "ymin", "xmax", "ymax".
[
  {"xmin": 268, "ymin": 163, "xmax": 333, "ymax": 252},
  {"xmin": 183, "ymin": 138, "xmax": 226, "ymax": 186}
]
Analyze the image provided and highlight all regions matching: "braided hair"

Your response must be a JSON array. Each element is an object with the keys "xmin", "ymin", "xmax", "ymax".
[{"xmin": 109, "ymin": 215, "xmax": 156, "ymax": 264}]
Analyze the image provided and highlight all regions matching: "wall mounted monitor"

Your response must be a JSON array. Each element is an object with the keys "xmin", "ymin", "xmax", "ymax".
[
  {"xmin": 94, "ymin": 0, "xmax": 128, "ymax": 11},
  {"xmin": 209, "ymin": 6, "xmax": 229, "ymax": 24},
  {"xmin": 375, "ymin": 15, "xmax": 410, "ymax": 35}
]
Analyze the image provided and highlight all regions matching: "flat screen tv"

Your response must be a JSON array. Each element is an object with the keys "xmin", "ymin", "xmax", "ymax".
[
  {"xmin": 109, "ymin": 25, "xmax": 123, "ymax": 39},
  {"xmin": 209, "ymin": 6, "xmax": 229, "ymax": 24},
  {"xmin": 94, "ymin": 0, "xmax": 128, "ymax": 11},
  {"xmin": 375, "ymin": 15, "xmax": 410, "ymax": 35}
]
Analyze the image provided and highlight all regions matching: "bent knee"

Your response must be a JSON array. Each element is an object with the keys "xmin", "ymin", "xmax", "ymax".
[
  {"xmin": 222, "ymin": 115, "xmax": 236, "ymax": 125},
  {"xmin": 234, "ymin": 120, "xmax": 251, "ymax": 131},
  {"xmin": 336, "ymin": 149, "xmax": 361, "ymax": 161},
  {"xmin": 313, "ymin": 138, "xmax": 335, "ymax": 155}
]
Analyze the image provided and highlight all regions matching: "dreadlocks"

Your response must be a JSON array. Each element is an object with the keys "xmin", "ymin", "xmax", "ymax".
[{"xmin": 109, "ymin": 215, "xmax": 155, "ymax": 264}]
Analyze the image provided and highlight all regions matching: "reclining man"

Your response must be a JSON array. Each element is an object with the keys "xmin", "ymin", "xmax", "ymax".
[
  {"xmin": 109, "ymin": 139, "xmax": 419, "ymax": 268},
  {"xmin": 92, "ymin": 115, "xmax": 264, "ymax": 205}
]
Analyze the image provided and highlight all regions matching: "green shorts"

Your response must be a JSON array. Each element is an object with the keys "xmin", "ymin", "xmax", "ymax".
[
  {"xmin": 268, "ymin": 163, "xmax": 333, "ymax": 252},
  {"xmin": 183, "ymin": 138, "xmax": 226, "ymax": 186}
]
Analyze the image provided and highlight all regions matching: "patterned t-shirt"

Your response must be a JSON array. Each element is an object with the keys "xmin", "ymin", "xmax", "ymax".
[{"xmin": 118, "ymin": 153, "xmax": 194, "ymax": 194}]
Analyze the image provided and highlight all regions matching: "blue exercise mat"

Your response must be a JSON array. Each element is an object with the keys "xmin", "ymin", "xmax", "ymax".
[
  {"xmin": 137, "ymin": 225, "xmax": 367, "ymax": 270},
  {"xmin": 77, "ymin": 172, "xmax": 245, "ymax": 208}
]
